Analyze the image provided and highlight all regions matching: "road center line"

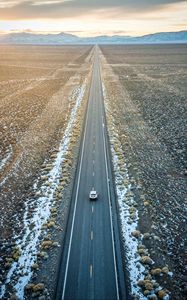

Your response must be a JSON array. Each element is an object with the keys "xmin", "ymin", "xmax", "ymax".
[
  {"xmin": 91, "ymin": 230, "xmax": 93, "ymax": 240},
  {"xmin": 92, "ymin": 205, "xmax": 94, "ymax": 213},
  {"xmin": 90, "ymin": 265, "xmax": 93, "ymax": 279},
  {"xmin": 61, "ymin": 49, "xmax": 94, "ymax": 300}
]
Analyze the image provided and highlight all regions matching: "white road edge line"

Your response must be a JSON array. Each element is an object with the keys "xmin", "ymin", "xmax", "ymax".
[
  {"xmin": 61, "ymin": 53, "xmax": 95, "ymax": 300},
  {"xmin": 97, "ymin": 38, "xmax": 119, "ymax": 300},
  {"xmin": 102, "ymin": 114, "xmax": 120, "ymax": 300}
]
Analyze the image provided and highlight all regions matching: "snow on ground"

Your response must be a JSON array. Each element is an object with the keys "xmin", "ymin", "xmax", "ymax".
[
  {"xmin": 102, "ymin": 81, "xmax": 170, "ymax": 300},
  {"xmin": 102, "ymin": 82, "xmax": 146, "ymax": 299},
  {"xmin": 0, "ymin": 144, "xmax": 13, "ymax": 172},
  {"xmin": 0, "ymin": 79, "xmax": 87, "ymax": 299}
]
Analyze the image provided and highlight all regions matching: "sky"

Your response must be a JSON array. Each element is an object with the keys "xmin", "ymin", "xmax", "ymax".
[{"xmin": 0, "ymin": 0, "xmax": 187, "ymax": 36}]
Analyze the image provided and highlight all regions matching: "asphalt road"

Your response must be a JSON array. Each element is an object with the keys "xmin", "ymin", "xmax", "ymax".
[{"xmin": 55, "ymin": 46, "xmax": 127, "ymax": 300}]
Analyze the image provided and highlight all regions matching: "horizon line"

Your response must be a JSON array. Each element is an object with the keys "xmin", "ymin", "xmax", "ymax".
[{"xmin": 0, "ymin": 29, "xmax": 186, "ymax": 38}]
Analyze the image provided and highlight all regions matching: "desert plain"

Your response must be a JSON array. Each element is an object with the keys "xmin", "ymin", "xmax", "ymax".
[{"xmin": 0, "ymin": 44, "xmax": 186, "ymax": 300}]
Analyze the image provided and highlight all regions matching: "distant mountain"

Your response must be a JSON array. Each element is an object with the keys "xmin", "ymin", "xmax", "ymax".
[
  {"xmin": 0, "ymin": 31, "xmax": 186, "ymax": 45},
  {"xmin": 0, "ymin": 32, "xmax": 79, "ymax": 44}
]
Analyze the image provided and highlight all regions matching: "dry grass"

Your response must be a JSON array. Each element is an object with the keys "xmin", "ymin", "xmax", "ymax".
[{"xmin": 0, "ymin": 45, "xmax": 92, "ymax": 238}]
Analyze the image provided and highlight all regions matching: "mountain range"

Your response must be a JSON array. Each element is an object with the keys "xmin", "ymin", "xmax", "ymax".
[{"xmin": 0, "ymin": 31, "xmax": 187, "ymax": 45}]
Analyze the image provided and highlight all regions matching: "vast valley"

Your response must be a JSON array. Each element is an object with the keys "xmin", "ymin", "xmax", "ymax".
[{"xmin": 0, "ymin": 44, "xmax": 186, "ymax": 300}]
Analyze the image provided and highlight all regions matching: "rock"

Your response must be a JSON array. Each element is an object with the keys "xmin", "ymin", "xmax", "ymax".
[
  {"xmin": 32, "ymin": 283, "xmax": 45, "ymax": 292},
  {"xmin": 140, "ymin": 256, "xmax": 154, "ymax": 265},
  {"xmin": 131, "ymin": 230, "xmax": 141, "ymax": 238},
  {"xmin": 157, "ymin": 290, "xmax": 168, "ymax": 299},
  {"xmin": 151, "ymin": 268, "xmax": 162, "ymax": 276}
]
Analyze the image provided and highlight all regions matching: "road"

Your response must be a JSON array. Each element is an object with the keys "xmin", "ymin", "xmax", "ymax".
[{"xmin": 55, "ymin": 46, "xmax": 127, "ymax": 300}]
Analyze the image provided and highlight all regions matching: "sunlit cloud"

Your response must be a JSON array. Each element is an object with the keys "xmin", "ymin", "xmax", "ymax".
[
  {"xmin": 0, "ymin": 0, "xmax": 19, "ymax": 8},
  {"xmin": 0, "ymin": 0, "xmax": 186, "ymax": 36},
  {"xmin": 32, "ymin": 0, "xmax": 72, "ymax": 6}
]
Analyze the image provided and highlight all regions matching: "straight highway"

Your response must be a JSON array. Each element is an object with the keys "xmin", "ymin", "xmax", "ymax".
[{"xmin": 55, "ymin": 46, "xmax": 127, "ymax": 300}]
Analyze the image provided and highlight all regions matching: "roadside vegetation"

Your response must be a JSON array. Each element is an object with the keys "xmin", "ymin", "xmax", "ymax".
[
  {"xmin": 0, "ymin": 45, "xmax": 93, "ymax": 299},
  {"xmin": 101, "ymin": 44, "xmax": 187, "ymax": 300}
]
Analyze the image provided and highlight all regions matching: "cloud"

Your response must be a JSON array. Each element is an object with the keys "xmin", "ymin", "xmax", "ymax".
[{"xmin": 0, "ymin": 0, "xmax": 187, "ymax": 20}]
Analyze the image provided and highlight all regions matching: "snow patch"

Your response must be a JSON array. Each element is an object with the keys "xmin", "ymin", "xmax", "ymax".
[
  {"xmin": 0, "ymin": 144, "xmax": 13, "ymax": 172},
  {"xmin": 102, "ymin": 82, "xmax": 146, "ymax": 299},
  {"xmin": 0, "ymin": 79, "xmax": 87, "ymax": 299}
]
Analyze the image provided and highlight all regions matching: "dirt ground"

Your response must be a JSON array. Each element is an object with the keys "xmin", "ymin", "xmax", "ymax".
[
  {"xmin": 0, "ymin": 45, "xmax": 92, "ymax": 234},
  {"xmin": 100, "ymin": 44, "xmax": 187, "ymax": 300}
]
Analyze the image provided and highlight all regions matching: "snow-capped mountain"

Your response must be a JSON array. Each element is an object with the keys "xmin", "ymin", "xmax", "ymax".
[{"xmin": 0, "ymin": 31, "xmax": 186, "ymax": 44}]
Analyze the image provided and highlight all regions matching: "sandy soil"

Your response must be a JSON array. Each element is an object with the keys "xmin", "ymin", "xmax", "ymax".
[{"xmin": 100, "ymin": 45, "xmax": 187, "ymax": 300}]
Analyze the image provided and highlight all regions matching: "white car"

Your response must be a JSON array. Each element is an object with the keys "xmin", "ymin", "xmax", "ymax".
[{"xmin": 89, "ymin": 190, "xmax": 98, "ymax": 200}]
